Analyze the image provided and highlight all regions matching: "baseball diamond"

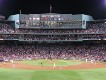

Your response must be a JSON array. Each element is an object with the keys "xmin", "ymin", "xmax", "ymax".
[{"xmin": 0, "ymin": 60, "xmax": 106, "ymax": 80}]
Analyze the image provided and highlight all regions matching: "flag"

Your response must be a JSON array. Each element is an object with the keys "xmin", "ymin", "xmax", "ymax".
[{"xmin": 50, "ymin": 4, "xmax": 52, "ymax": 13}]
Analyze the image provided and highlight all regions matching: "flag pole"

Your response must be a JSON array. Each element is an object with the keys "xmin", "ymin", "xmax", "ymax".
[
  {"xmin": 19, "ymin": 10, "xmax": 21, "ymax": 14},
  {"xmin": 50, "ymin": 4, "xmax": 52, "ymax": 13}
]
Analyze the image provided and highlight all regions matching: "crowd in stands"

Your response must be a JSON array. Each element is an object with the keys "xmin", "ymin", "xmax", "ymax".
[
  {"xmin": 0, "ymin": 22, "xmax": 106, "ymax": 40},
  {"xmin": 0, "ymin": 34, "xmax": 105, "ymax": 41},
  {"xmin": 0, "ymin": 18, "xmax": 106, "ymax": 63},
  {"xmin": 0, "ymin": 35, "xmax": 19, "ymax": 40},
  {"xmin": 23, "ymin": 35, "xmax": 78, "ymax": 41},
  {"xmin": 86, "ymin": 23, "xmax": 106, "ymax": 33},
  {"xmin": 83, "ymin": 34, "xmax": 106, "ymax": 40},
  {"xmin": 0, "ymin": 21, "xmax": 106, "ymax": 34},
  {"xmin": 19, "ymin": 23, "xmax": 106, "ymax": 34},
  {"xmin": 0, "ymin": 42, "xmax": 106, "ymax": 62},
  {"xmin": 0, "ymin": 23, "xmax": 15, "ymax": 33}
]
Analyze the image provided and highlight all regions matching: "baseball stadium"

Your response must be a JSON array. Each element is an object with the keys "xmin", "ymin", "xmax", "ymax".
[{"xmin": 0, "ymin": 13, "xmax": 106, "ymax": 80}]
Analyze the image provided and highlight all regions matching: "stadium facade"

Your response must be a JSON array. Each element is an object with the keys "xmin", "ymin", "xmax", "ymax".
[
  {"xmin": 0, "ymin": 13, "xmax": 105, "ymax": 43},
  {"xmin": 1, "ymin": 13, "xmax": 103, "ymax": 42}
]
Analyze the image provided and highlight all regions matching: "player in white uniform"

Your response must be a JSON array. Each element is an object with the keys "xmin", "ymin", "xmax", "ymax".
[
  {"xmin": 10, "ymin": 60, "xmax": 15, "ymax": 68},
  {"xmin": 53, "ymin": 63, "xmax": 56, "ymax": 69},
  {"xmin": 86, "ymin": 59, "xmax": 88, "ymax": 63},
  {"xmin": 10, "ymin": 60, "xmax": 14, "ymax": 64}
]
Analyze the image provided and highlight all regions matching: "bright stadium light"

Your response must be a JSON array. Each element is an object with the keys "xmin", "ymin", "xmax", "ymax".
[
  {"xmin": 104, "ymin": 0, "xmax": 106, "ymax": 7},
  {"xmin": 33, "ymin": 18, "xmax": 35, "ymax": 20}
]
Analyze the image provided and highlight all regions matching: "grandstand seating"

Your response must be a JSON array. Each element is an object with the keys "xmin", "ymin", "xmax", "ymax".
[{"xmin": 0, "ymin": 18, "xmax": 106, "ymax": 62}]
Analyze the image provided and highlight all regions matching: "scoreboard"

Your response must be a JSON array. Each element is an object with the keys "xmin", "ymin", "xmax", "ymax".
[{"xmin": 8, "ymin": 13, "xmax": 94, "ymax": 29}]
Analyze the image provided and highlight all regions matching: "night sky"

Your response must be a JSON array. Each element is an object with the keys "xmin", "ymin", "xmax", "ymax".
[{"xmin": 0, "ymin": 0, "xmax": 106, "ymax": 19}]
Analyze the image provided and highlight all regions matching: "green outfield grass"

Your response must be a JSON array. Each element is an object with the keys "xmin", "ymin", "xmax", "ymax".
[
  {"xmin": 0, "ymin": 60, "xmax": 106, "ymax": 80},
  {"xmin": 17, "ymin": 59, "xmax": 82, "ymax": 66},
  {"xmin": 0, "ymin": 68, "xmax": 106, "ymax": 80}
]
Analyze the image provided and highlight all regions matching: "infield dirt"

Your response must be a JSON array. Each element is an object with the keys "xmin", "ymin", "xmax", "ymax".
[{"xmin": 0, "ymin": 62, "xmax": 106, "ymax": 70}]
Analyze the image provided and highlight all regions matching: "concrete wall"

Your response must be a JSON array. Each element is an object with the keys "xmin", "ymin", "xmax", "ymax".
[
  {"xmin": 8, "ymin": 14, "xmax": 19, "ymax": 28},
  {"xmin": 82, "ymin": 14, "xmax": 94, "ymax": 29}
]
